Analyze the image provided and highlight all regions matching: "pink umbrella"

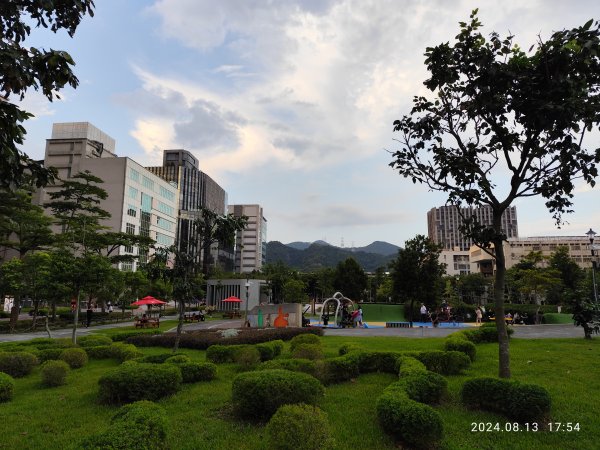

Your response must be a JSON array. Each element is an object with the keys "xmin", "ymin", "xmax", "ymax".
[
  {"xmin": 131, "ymin": 296, "xmax": 167, "ymax": 306},
  {"xmin": 222, "ymin": 296, "xmax": 242, "ymax": 303}
]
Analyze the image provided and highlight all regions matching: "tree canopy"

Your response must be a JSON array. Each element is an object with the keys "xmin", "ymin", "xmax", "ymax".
[
  {"xmin": 0, "ymin": 0, "xmax": 95, "ymax": 190},
  {"xmin": 389, "ymin": 11, "xmax": 600, "ymax": 377}
]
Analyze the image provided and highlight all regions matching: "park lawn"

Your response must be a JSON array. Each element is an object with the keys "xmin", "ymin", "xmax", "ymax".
[{"xmin": 0, "ymin": 335, "xmax": 598, "ymax": 449}]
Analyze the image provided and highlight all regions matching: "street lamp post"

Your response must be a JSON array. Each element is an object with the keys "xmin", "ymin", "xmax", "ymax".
[
  {"xmin": 586, "ymin": 228, "xmax": 598, "ymax": 304},
  {"xmin": 244, "ymin": 279, "xmax": 250, "ymax": 327}
]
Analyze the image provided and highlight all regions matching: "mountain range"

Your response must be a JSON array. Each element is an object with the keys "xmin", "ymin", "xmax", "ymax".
[{"xmin": 266, "ymin": 240, "xmax": 401, "ymax": 271}]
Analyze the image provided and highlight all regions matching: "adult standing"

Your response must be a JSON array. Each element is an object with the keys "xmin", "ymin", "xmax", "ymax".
[
  {"xmin": 358, "ymin": 305, "xmax": 363, "ymax": 327},
  {"xmin": 86, "ymin": 307, "xmax": 93, "ymax": 328},
  {"xmin": 420, "ymin": 303, "xmax": 428, "ymax": 323},
  {"xmin": 475, "ymin": 306, "xmax": 482, "ymax": 325}
]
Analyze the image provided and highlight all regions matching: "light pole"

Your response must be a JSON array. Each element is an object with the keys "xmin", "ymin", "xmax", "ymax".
[
  {"xmin": 586, "ymin": 228, "xmax": 598, "ymax": 304},
  {"xmin": 244, "ymin": 279, "xmax": 250, "ymax": 327}
]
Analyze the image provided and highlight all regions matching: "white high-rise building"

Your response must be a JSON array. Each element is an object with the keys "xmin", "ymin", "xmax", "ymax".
[{"xmin": 228, "ymin": 204, "xmax": 267, "ymax": 273}]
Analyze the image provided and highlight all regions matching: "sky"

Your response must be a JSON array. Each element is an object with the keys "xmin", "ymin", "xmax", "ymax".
[{"xmin": 17, "ymin": 0, "xmax": 600, "ymax": 248}]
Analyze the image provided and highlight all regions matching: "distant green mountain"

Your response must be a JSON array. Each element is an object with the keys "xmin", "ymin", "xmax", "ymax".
[{"xmin": 267, "ymin": 241, "xmax": 397, "ymax": 272}]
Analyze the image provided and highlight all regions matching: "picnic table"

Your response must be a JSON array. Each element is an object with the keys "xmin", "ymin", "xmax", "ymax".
[
  {"xmin": 222, "ymin": 311, "xmax": 241, "ymax": 319},
  {"xmin": 134, "ymin": 317, "xmax": 160, "ymax": 328}
]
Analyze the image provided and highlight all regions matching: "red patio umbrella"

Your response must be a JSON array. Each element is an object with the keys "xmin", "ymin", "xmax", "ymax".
[
  {"xmin": 131, "ymin": 296, "xmax": 167, "ymax": 306},
  {"xmin": 222, "ymin": 296, "xmax": 242, "ymax": 303}
]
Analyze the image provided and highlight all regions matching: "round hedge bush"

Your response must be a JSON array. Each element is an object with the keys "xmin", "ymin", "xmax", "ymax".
[
  {"xmin": 444, "ymin": 337, "xmax": 476, "ymax": 361},
  {"xmin": 0, "ymin": 372, "xmax": 15, "ymax": 402},
  {"xmin": 37, "ymin": 348, "xmax": 65, "ymax": 363},
  {"xmin": 138, "ymin": 353, "xmax": 185, "ymax": 364},
  {"xmin": 98, "ymin": 363, "xmax": 182, "ymax": 404},
  {"xmin": 289, "ymin": 333, "xmax": 321, "ymax": 352},
  {"xmin": 40, "ymin": 360, "xmax": 70, "ymax": 387},
  {"xmin": 232, "ymin": 369, "xmax": 325, "ymax": 420},
  {"xmin": 398, "ymin": 371, "xmax": 447, "ymax": 405},
  {"xmin": 320, "ymin": 356, "xmax": 360, "ymax": 384},
  {"xmin": 233, "ymin": 346, "xmax": 261, "ymax": 369},
  {"xmin": 376, "ymin": 391, "xmax": 443, "ymax": 448},
  {"xmin": 80, "ymin": 400, "xmax": 168, "ymax": 449},
  {"xmin": 259, "ymin": 358, "xmax": 318, "ymax": 378},
  {"xmin": 292, "ymin": 343, "xmax": 323, "ymax": 360},
  {"xmin": 267, "ymin": 403, "xmax": 333, "ymax": 450},
  {"xmin": 60, "ymin": 348, "xmax": 88, "ymax": 369},
  {"xmin": 110, "ymin": 343, "xmax": 143, "ymax": 362},
  {"xmin": 77, "ymin": 335, "xmax": 113, "ymax": 348},
  {"xmin": 0, "ymin": 351, "xmax": 39, "ymax": 378},
  {"xmin": 164, "ymin": 354, "xmax": 191, "ymax": 365},
  {"xmin": 177, "ymin": 362, "xmax": 217, "ymax": 383}
]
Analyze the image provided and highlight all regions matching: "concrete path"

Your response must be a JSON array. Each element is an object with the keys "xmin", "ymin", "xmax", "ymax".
[{"xmin": 0, "ymin": 320, "xmax": 586, "ymax": 343}]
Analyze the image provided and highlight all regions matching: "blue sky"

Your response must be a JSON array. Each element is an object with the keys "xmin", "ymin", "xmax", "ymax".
[{"xmin": 18, "ymin": 0, "xmax": 600, "ymax": 247}]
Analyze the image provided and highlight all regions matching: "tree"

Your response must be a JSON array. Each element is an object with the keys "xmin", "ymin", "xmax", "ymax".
[
  {"xmin": 0, "ymin": 1, "xmax": 95, "ymax": 190},
  {"xmin": 389, "ymin": 235, "xmax": 445, "ymax": 325},
  {"xmin": 549, "ymin": 246, "xmax": 584, "ymax": 305},
  {"xmin": 572, "ymin": 272, "xmax": 600, "ymax": 339},
  {"xmin": 262, "ymin": 262, "xmax": 295, "ymax": 304},
  {"xmin": 389, "ymin": 11, "xmax": 600, "ymax": 377},
  {"xmin": 282, "ymin": 279, "xmax": 308, "ymax": 303},
  {"xmin": 0, "ymin": 188, "xmax": 53, "ymax": 258},
  {"xmin": 333, "ymin": 257, "xmax": 368, "ymax": 301}
]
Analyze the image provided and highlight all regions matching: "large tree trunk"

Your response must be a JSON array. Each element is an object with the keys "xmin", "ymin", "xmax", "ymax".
[{"xmin": 493, "ymin": 212, "xmax": 510, "ymax": 379}]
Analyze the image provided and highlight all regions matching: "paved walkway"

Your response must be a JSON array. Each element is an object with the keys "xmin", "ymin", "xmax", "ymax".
[{"xmin": 0, "ymin": 318, "xmax": 586, "ymax": 342}]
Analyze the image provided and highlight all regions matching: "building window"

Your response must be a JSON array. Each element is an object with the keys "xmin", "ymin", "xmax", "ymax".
[
  {"xmin": 156, "ymin": 232, "xmax": 173, "ymax": 246},
  {"xmin": 159, "ymin": 185, "xmax": 175, "ymax": 202},
  {"xmin": 157, "ymin": 216, "xmax": 174, "ymax": 231},
  {"xmin": 127, "ymin": 205, "xmax": 137, "ymax": 217},
  {"xmin": 129, "ymin": 168, "xmax": 140, "ymax": 182},
  {"xmin": 142, "ymin": 176, "xmax": 154, "ymax": 191},
  {"xmin": 157, "ymin": 201, "xmax": 174, "ymax": 217},
  {"xmin": 128, "ymin": 186, "xmax": 138, "ymax": 200}
]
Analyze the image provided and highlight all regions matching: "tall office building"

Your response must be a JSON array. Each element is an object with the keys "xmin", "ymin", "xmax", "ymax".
[
  {"xmin": 146, "ymin": 149, "xmax": 230, "ymax": 270},
  {"xmin": 228, "ymin": 204, "xmax": 267, "ymax": 273},
  {"xmin": 38, "ymin": 122, "xmax": 179, "ymax": 271},
  {"xmin": 427, "ymin": 205, "xmax": 518, "ymax": 251}
]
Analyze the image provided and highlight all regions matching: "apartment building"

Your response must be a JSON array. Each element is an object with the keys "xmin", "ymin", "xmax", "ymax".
[
  {"xmin": 228, "ymin": 204, "xmax": 267, "ymax": 273},
  {"xmin": 427, "ymin": 205, "xmax": 519, "ymax": 251},
  {"xmin": 38, "ymin": 122, "xmax": 178, "ymax": 271}
]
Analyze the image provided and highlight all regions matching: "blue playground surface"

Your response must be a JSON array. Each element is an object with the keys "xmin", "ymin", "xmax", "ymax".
[{"xmin": 308, "ymin": 319, "xmax": 472, "ymax": 329}]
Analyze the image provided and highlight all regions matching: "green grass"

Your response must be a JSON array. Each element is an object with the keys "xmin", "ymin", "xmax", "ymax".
[
  {"xmin": 0, "ymin": 335, "xmax": 598, "ymax": 449},
  {"xmin": 90, "ymin": 319, "xmax": 179, "ymax": 337},
  {"xmin": 360, "ymin": 303, "xmax": 406, "ymax": 322}
]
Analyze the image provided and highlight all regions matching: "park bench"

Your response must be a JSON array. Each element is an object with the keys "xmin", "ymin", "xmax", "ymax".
[{"xmin": 222, "ymin": 311, "xmax": 241, "ymax": 319}]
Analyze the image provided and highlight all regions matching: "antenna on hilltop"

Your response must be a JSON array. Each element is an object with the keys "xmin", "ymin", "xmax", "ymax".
[{"xmin": 341, "ymin": 237, "xmax": 344, "ymax": 248}]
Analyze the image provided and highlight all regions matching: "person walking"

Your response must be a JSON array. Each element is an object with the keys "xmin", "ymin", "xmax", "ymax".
[{"xmin": 475, "ymin": 306, "xmax": 482, "ymax": 325}]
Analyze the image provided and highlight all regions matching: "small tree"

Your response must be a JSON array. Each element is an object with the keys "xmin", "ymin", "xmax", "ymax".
[
  {"xmin": 389, "ymin": 11, "xmax": 600, "ymax": 377},
  {"xmin": 282, "ymin": 279, "xmax": 308, "ymax": 303},
  {"xmin": 389, "ymin": 235, "xmax": 445, "ymax": 326}
]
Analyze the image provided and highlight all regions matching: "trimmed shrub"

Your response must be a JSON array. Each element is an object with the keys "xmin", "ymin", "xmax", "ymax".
[
  {"xmin": 37, "ymin": 348, "xmax": 65, "ymax": 363},
  {"xmin": 110, "ymin": 343, "xmax": 143, "ymax": 362},
  {"xmin": 177, "ymin": 362, "xmax": 217, "ymax": 383},
  {"xmin": 291, "ymin": 343, "xmax": 323, "ymax": 360},
  {"xmin": 255, "ymin": 340, "xmax": 284, "ymax": 361},
  {"xmin": 354, "ymin": 351, "xmax": 402, "ymax": 374},
  {"xmin": 320, "ymin": 356, "xmax": 360, "ymax": 384},
  {"xmin": 233, "ymin": 346, "xmax": 262, "ymax": 370},
  {"xmin": 397, "ymin": 356, "xmax": 427, "ymax": 377},
  {"xmin": 0, "ymin": 372, "xmax": 15, "ymax": 402},
  {"xmin": 80, "ymin": 400, "xmax": 168, "ymax": 449},
  {"xmin": 289, "ymin": 333, "xmax": 321, "ymax": 352},
  {"xmin": 376, "ymin": 391, "xmax": 443, "ymax": 448},
  {"xmin": 461, "ymin": 377, "xmax": 551, "ymax": 422},
  {"xmin": 111, "ymin": 329, "xmax": 162, "ymax": 342},
  {"xmin": 77, "ymin": 335, "xmax": 113, "ymax": 348},
  {"xmin": 98, "ymin": 363, "xmax": 182, "ymax": 404},
  {"xmin": 444, "ymin": 337, "xmax": 476, "ymax": 361},
  {"xmin": 0, "ymin": 351, "xmax": 39, "ymax": 378},
  {"xmin": 206, "ymin": 344, "xmax": 236, "ymax": 363},
  {"xmin": 338, "ymin": 343, "xmax": 361, "ymax": 356},
  {"xmin": 397, "ymin": 372, "xmax": 447, "ymax": 405},
  {"xmin": 85, "ymin": 345, "xmax": 115, "ymax": 360},
  {"xmin": 259, "ymin": 359, "xmax": 318, "ymax": 378},
  {"xmin": 138, "ymin": 353, "xmax": 185, "ymax": 364},
  {"xmin": 414, "ymin": 351, "xmax": 470, "ymax": 375},
  {"xmin": 267, "ymin": 403, "xmax": 333, "ymax": 450},
  {"xmin": 164, "ymin": 355, "xmax": 191, "ymax": 365},
  {"xmin": 40, "ymin": 360, "xmax": 70, "ymax": 387},
  {"xmin": 232, "ymin": 369, "xmax": 325, "ymax": 420},
  {"xmin": 60, "ymin": 348, "xmax": 88, "ymax": 369},
  {"xmin": 461, "ymin": 324, "xmax": 514, "ymax": 344}
]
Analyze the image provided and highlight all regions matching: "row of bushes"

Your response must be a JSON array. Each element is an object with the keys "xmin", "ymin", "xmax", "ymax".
[
  {"xmin": 127, "ymin": 327, "xmax": 323, "ymax": 349},
  {"xmin": 206, "ymin": 340, "xmax": 284, "ymax": 363},
  {"xmin": 376, "ymin": 355, "xmax": 446, "ymax": 448},
  {"xmin": 0, "ymin": 346, "xmax": 92, "ymax": 378}
]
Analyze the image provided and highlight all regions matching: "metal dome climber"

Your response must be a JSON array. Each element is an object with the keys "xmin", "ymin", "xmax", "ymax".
[{"xmin": 319, "ymin": 292, "xmax": 356, "ymax": 328}]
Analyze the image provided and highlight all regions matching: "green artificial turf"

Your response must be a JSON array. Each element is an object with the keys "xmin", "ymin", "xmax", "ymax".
[
  {"xmin": 359, "ymin": 303, "xmax": 406, "ymax": 322},
  {"xmin": 0, "ymin": 335, "xmax": 598, "ymax": 449}
]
